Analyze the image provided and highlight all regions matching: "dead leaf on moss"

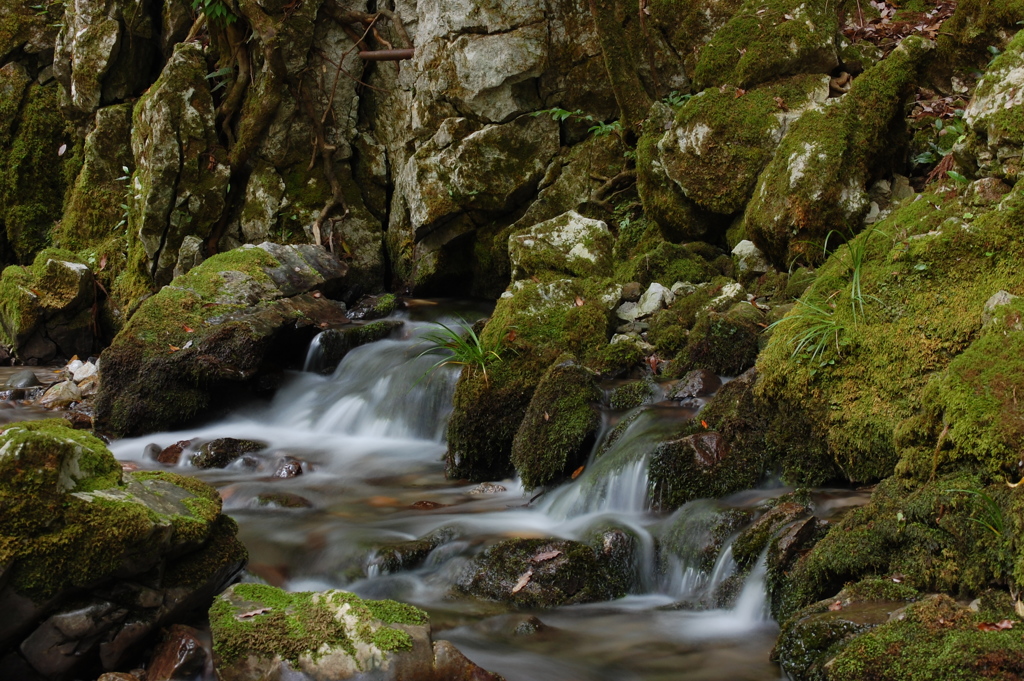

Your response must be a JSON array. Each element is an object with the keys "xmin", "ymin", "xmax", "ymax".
[{"xmin": 512, "ymin": 569, "xmax": 533, "ymax": 593}]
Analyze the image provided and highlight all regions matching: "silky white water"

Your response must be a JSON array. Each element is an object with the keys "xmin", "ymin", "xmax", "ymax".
[{"xmin": 108, "ymin": 311, "xmax": 784, "ymax": 681}]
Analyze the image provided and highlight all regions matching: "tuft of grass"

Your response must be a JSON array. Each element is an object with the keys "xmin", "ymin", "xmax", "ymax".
[
  {"xmin": 824, "ymin": 223, "xmax": 888, "ymax": 322},
  {"xmin": 767, "ymin": 298, "xmax": 845, "ymax": 364},
  {"xmin": 945, "ymin": 488, "xmax": 1006, "ymax": 538},
  {"xmin": 416, "ymin": 318, "xmax": 502, "ymax": 387}
]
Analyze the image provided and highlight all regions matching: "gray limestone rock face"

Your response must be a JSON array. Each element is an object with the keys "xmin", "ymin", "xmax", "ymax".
[
  {"xmin": 509, "ymin": 211, "xmax": 614, "ymax": 282},
  {"xmin": 130, "ymin": 42, "xmax": 230, "ymax": 287},
  {"xmin": 954, "ymin": 29, "xmax": 1024, "ymax": 183}
]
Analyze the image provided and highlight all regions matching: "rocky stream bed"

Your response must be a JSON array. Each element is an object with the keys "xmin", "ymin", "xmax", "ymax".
[{"xmin": 4, "ymin": 0, "xmax": 1024, "ymax": 679}]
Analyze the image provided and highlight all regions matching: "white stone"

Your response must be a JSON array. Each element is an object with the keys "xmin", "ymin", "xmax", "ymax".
[
  {"xmin": 72, "ymin": 362, "xmax": 98, "ymax": 383},
  {"xmin": 635, "ymin": 283, "xmax": 675, "ymax": 318},
  {"xmin": 615, "ymin": 301, "xmax": 639, "ymax": 322},
  {"xmin": 731, "ymin": 240, "xmax": 772, "ymax": 274}
]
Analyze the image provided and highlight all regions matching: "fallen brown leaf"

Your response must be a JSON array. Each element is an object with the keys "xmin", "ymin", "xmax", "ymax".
[
  {"xmin": 574, "ymin": 296, "xmax": 585, "ymax": 307},
  {"xmin": 828, "ymin": 601, "xmax": 843, "ymax": 611},
  {"xmin": 532, "ymin": 550, "xmax": 562, "ymax": 563},
  {"xmin": 512, "ymin": 569, "xmax": 533, "ymax": 594},
  {"xmin": 571, "ymin": 465, "xmax": 585, "ymax": 480},
  {"xmin": 977, "ymin": 619, "xmax": 1015, "ymax": 632}
]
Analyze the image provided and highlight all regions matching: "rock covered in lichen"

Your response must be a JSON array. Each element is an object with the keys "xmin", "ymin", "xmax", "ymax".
[
  {"xmin": 955, "ymin": 28, "xmax": 1024, "ymax": 183},
  {"xmin": 658, "ymin": 74, "xmax": 830, "ymax": 215},
  {"xmin": 95, "ymin": 243, "xmax": 349, "ymax": 437},
  {"xmin": 509, "ymin": 210, "xmax": 614, "ymax": 282},
  {"xmin": 130, "ymin": 41, "xmax": 230, "ymax": 287},
  {"xmin": 209, "ymin": 583, "xmax": 502, "ymax": 681},
  {"xmin": 745, "ymin": 36, "xmax": 935, "ymax": 268},
  {"xmin": 0, "ymin": 249, "xmax": 98, "ymax": 363},
  {"xmin": 0, "ymin": 420, "xmax": 246, "ymax": 679}
]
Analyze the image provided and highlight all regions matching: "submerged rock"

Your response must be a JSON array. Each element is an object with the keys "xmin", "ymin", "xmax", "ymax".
[
  {"xmin": 455, "ymin": 537, "xmax": 633, "ymax": 609},
  {"xmin": 191, "ymin": 438, "xmax": 268, "ymax": 470},
  {"xmin": 310, "ymin": 320, "xmax": 403, "ymax": 375},
  {"xmin": 0, "ymin": 420, "xmax": 246, "ymax": 680}
]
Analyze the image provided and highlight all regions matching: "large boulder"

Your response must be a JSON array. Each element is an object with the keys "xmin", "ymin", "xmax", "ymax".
[
  {"xmin": 0, "ymin": 80, "xmax": 73, "ymax": 264},
  {"xmin": 510, "ymin": 355, "xmax": 601, "ymax": 490},
  {"xmin": 209, "ymin": 583, "xmax": 503, "ymax": 681},
  {"xmin": 0, "ymin": 250, "xmax": 98, "ymax": 363},
  {"xmin": 130, "ymin": 42, "xmax": 230, "ymax": 287},
  {"xmin": 658, "ymin": 74, "xmax": 830, "ymax": 215},
  {"xmin": 744, "ymin": 36, "xmax": 934, "ymax": 268},
  {"xmin": 691, "ymin": 0, "xmax": 841, "ymax": 90},
  {"xmin": 955, "ymin": 28, "xmax": 1024, "ymax": 183},
  {"xmin": 0, "ymin": 420, "xmax": 246, "ymax": 680},
  {"xmin": 388, "ymin": 114, "xmax": 559, "ymax": 292},
  {"xmin": 95, "ymin": 243, "xmax": 348, "ymax": 437}
]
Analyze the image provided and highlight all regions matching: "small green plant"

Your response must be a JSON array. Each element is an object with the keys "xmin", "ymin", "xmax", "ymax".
[
  {"xmin": 946, "ymin": 488, "xmax": 1007, "ymax": 538},
  {"xmin": 913, "ymin": 111, "xmax": 967, "ymax": 167},
  {"xmin": 767, "ymin": 298, "xmax": 845, "ymax": 363},
  {"xmin": 114, "ymin": 165, "xmax": 132, "ymax": 234},
  {"xmin": 588, "ymin": 119, "xmax": 622, "ymax": 138},
  {"xmin": 416, "ymin": 319, "xmax": 502, "ymax": 387},
  {"xmin": 192, "ymin": 0, "xmax": 237, "ymax": 25},
  {"xmin": 533, "ymin": 108, "xmax": 621, "ymax": 138},
  {"xmin": 663, "ymin": 91, "xmax": 692, "ymax": 107},
  {"xmin": 823, "ymin": 223, "xmax": 888, "ymax": 321},
  {"xmin": 946, "ymin": 170, "xmax": 969, "ymax": 186}
]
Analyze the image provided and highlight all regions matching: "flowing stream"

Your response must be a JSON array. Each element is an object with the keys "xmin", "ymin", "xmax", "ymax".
[{"xmin": 109, "ymin": 307, "xmax": 788, "ymax": 681}]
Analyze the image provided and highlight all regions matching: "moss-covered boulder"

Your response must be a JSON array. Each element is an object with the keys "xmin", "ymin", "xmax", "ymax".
[
  {"xmin": 648, "ymin": 0, "xmax": 745, "ymax": 78},
  {"xmin": 935, "ymin": 0, "xmax": 1024, "ymax": 75},
  {"xmin": 95, "ymin": 243, "xmax": 348, "ymax": 437},
  {"xmin": 209, "ymin": 583, "xmax": 502, "ymax": 681},
  {"xmin": 658, "ymin": 74, "xmax": 830, "ymax": 215},
  {"xmin": 745, "ymin": 36, "xmax": 934, "ymax": 268},
  {"xmin": 0, "ymin": 420, "xmax": 246, "ymax": 679},
  {"xmin": 691, "ymin": 0, "xmax": 842, "ymax": 91},
  {"xmin": 509, "ymin": 210, "xmax": 614, "ymax": 281},
  {"xmin": 0, "ymin": 249, "xmax": 98, "ymax": 362},
  {"xmin": 636, "ymin": 103, "xmax": 725, "ymax": 242},
  {"xmin": 757, "ymin": 181, "xmax": 1024, "ymax": 486},
  {"xmin": 0, "ymin": 0, "xmax": 61, "ymax": 64},
  {"xmin": 510, "ymin": 355, "xmax": 601, "ymax": 490},
  {"xmin": 671, "ymin": 301, "xmax": 764, "ymax": 377},
  {"xmin": 955, "ymin": 28, "xmax": 1024, "ymax": 183},
  {"xmin": 455, "ymin": 536, "xmax": 633, "ymax": 608},
  {"xmin": 131, "ymin": 42, "xmax": 230, "ymax": 287},
  {"xmin": 774, "ymin": 579, "xmax": 921, "ymax": 680},
  {"xmin": 779, "ymin": 590, "xmax": 1024, "ymax": 681}
]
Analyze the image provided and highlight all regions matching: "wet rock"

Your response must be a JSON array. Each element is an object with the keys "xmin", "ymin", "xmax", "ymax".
[
  {"xmin": 0, "ymin": 421, "xmax": 246, "ymax": 679},
  {"xmin": 209, "ymin": 583, "xmax": 489, "ymax": 681},
  {"xmin": 72, "ymin": 361, "xmax": 98, "ymax": 382},
  {"xmin": 732, "ymin": 501, "xmax": 811, "ymax": 569},
  {"xmin": 510, "ymin": 355, "xmax": 601, "ymax": 490},
  {"xmin": 608, "ymin": 378, "xmax": 657, "ymax": 411},
  {"xmin": 191, "ymin": 439, "xmax": 267, "ymax": 470},
  {"xmin": 456, "ymin": 538, "xmax": 632, "ymax": 609},
  {"xmin": 668, "ymin": 369, "xmax": 722, "ymax": 400},
  {"xmin": 156, "ymin": 440, "xmax": 192, "ymax": 466},
  {"xmin": 431, "ymin": 639, "xmax": 505, "ymax": 681},
  {"xmin": 37, "ymin": 380, "xmax": 81, "ymax": 409},
  {"xmin": 145, "ymin": 624, "xmax": 208, "ymax": 681},
  {"xmin": 468, "ymin": 483, "xmax": 507, "ymax": 495},
  {"xmin": 62, "ymin": 404, "xmax": 94, "ymax": 430},
  {"xmin": 272, "ymin": 457, "xmax": 304, "ymax": 478},
  {"xmin": 372, "ymin": 528, "xmax": 458, "ymax": 575},
  {"xmin": 78, "ymin": 374, "xmax": 100, "ymax": 397},
  {"xmin": 95, "ymin": 243, "xmax": 349, "ymax": 437},
  {"xmin": 347, "ymin": 294, "xmax": 397, "ymax": 321},
  {"xmin": 253, "ymin": 493, "xmax": 314, "ymax": 509},
  {"xmin": 509, "ymin": 211, "xmax": 614, "ymax": 282},
  {"xmin": 309, "ymin": 320, "xmax": 402, "ymax": 376},
  {"xmin": 3, "ymin": 369, "xmax": 40, "ymax": 389}
]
